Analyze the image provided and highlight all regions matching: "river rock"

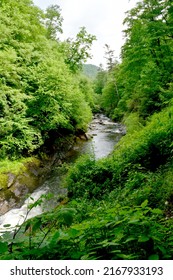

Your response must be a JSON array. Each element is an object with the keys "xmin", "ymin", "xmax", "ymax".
[
  {"xmin": 12, "ymin": 184, "xmax": 29, "ymax": 197},
  {"xmin": 7, "ymin": 173, "xmax": 16, "ymax": 188},
  {"xmin": 0, "ymin": 201, "xmax": 9, "ymax": 215},
  {"xmin": 85, "ymin": 133, "xmax": 93, "ymax": 140}
]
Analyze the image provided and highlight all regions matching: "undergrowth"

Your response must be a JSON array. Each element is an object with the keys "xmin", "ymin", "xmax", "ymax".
[{"xmin": 0, "ymin": 105, "xmax": 173, "ymax": 259}]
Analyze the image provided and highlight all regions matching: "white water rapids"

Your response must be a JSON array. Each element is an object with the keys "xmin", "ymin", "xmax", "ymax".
[{"xmin": 0, "ymin": 114, "xmax": 125, "ymax": 234}]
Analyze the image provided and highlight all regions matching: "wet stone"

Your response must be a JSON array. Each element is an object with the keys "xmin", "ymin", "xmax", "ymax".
[{"xmin": 7, "ymin": 173, "xmax": 16, "ymax": 188}]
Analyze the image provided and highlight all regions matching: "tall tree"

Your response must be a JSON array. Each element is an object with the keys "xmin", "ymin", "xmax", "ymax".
[
  {"xmin": 0, "ymin": 0, "xmax": 94, "ymax": 158},
  {"xmin": 45, "ymin": 4, "xmax": 63, "ymax": 40},
  {"xmin": 94, "ymin": 64, "xmax": 107, "ymax": 95},
  {"xmin": 117, "ymin": 0, "xmax": 173, "ymax": 117},
  {"xmin": 104, "ymin": 44, "xmax": 117, "ymax": 71},
  {"xmin": 64, "ymin": 27, "xmax": 96, "ymax": 72}
]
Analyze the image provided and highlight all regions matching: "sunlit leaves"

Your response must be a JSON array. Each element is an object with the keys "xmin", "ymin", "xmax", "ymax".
[
  {"xmin": 0, "ymin": 0, "xmax": 94, "ymax": 159},
  {"xmin": 45, "ymin": 5, "xmax": 63, "ymax": 40},
  {"xmin": 64, "ymin": 27, "xmax": 96, "ymax": 72}
]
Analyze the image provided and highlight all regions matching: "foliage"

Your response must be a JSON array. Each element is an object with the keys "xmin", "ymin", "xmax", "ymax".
[
  {"xmin": 101, "ymin": 64, "xmax": 120, "ymax": 117},
  {"xmin": 0, "ymin": 0, "xmax": 95, "ymax": 159},
  {"xmin": 123, "ymin": 113, "xmax": 144, "ymax": 134},
  {"xmin": 0, "ymin": 0, "xmax": 173, "ymax": 261},
  {"xmin": 1, "ymin": 196, "xmax": 173, "ymax": 260},
  {"xmin": 65, "ymin": 105, "xmax": 173, "ymax": 203},
  {"xmin": 44, "ymin": 4, "xmax": 63, "ymax": 40},
  {"xmin": 97, "ymin": 0, "xmax": 173, "ymax": 120},
  {"xmin": 93, "ymin": 64, "xmax": 107, "ymax": 95},
  {"xmin": 78, "ymin": 75, "xmax": 95, "ymax": 108},
  {"xmin": 65, "ymin": 155, "xmax": 112, "ymax": 199},
  {"xmin": 104, "ymin": 44, "xmax": 117, "ymax": 71},
  {"xmin": 64, "ymin": 27, "xmax": 96, "ymax": 72}
]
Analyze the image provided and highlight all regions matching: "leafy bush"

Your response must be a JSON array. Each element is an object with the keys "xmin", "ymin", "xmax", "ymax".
[
  {"xmin": 0, "ymin": 0, "xmax": 94, "ymax": 159},
  {"xmin": 1, "ymin": 199, "xmax": 173, "ymax": 260},
  {"xmin": 65, "ymin": 155, "xmax": 113, "ymax": 199},
  {"xmin": 65, "ymin": 106, "xmax": 173, "ymax": 202}
]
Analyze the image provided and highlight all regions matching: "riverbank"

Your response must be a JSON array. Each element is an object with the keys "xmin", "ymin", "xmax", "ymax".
[
  {"xmin": 0, "ymin": 108, "xmax": 173, "ymax": 260},
  {"xmin": 0, "ymin": 114, "xmax": 125, "ymax": 228},
  {"xmin": 0, "ymin": 134, "xmax": 75, "ymax": 215},
  {"xmin": 0, "ymin": 157, "xmax": 42, "ymax": 215}
]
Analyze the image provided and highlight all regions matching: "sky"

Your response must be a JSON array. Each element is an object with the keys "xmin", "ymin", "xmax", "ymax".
[{"xmin": 33, "ymin": 0, "xmax": 138, "ymax": 67}]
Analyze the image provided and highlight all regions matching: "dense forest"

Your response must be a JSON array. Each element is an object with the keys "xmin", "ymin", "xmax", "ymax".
[{"xmin": 0, "ymin": 0, "xmax": 173, "ymax": 260}]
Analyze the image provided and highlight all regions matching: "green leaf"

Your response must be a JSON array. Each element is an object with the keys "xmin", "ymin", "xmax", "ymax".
[
  {"xmin": 128, "ymin": 218, "xmax": 139, "ymax": 224},
  {"xmin": 32, "ymin": 219, "xmax": 42, "ymax": 232},
  {"xmin": 148, "ymin": 254, "xmax": 159, "ymax": 260},
  {"xmin": 49, "ymin": 231, "xmax": 60, "ymax": 246},
  {"xmin": 151, "ymin": 208, "xmax": 163, "ymax": 215},
  {"xmin": 68, "ymin": 228, "xmax": 80, "ymax": 238},
  {"xmin": 124, "ymin": 236, "xmax": 137, "ymax": 243},
  {"xmin": 141, "ymin": 199, "xmax": 148, "ymax": 208},
  {"xmin": 0, "ymin": 242, "xmax": 8, "ymax": 254},
  {"xmin": 138, "ymin": 235, "xmax": 150, "ymax": 242},
  {"xmin": 58, "ymin": 208, "xmax": 76, "ymax": 227},
  {"xmin": 117, "ymin": 253, "xmax": 134, "ymax": 260}
]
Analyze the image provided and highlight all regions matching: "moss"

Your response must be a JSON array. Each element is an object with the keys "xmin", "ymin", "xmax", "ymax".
[
  {"xmin": 0, "ymin": 157, "xmax": 41, "ymax": 191},
  {"xmin": 0, "ymin": 157, "xmax": 40, "ymax": 175},
  {"xmin": 0, "ymin": 174, "xmax": 8, "ymax": 190},
  {"xmin": 0, "ymin": 159, "xmax": 26, "ymax": 175}
]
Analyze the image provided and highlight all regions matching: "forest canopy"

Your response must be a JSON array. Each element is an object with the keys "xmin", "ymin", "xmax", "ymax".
[
  {"xmin": 0, "ymin": 0, "xmax": 96, "ymax": 159},
  {"xmin": 95, "ymin": 0, "xmax": 173, "ymax": 121}
]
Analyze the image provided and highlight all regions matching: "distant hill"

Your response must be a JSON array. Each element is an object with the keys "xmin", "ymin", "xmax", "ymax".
[{"xmin": 82, "ymin": 64, "xmax": 99, "ymax": 79}]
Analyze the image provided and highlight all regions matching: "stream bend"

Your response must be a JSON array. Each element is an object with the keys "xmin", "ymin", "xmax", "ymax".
[{"xmin": 0, "ymin": 114, "xmax": 125, "ymax": 232}]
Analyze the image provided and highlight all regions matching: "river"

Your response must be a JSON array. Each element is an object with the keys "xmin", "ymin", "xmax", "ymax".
[{"xmin": 0, "ymin": 114, "xmax": 125, "ymax": 233}]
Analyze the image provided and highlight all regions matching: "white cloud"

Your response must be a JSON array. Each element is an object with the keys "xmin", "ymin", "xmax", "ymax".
[{"xmin": 33, "ymin": 0, "xmax": 138, "ymax": 66}]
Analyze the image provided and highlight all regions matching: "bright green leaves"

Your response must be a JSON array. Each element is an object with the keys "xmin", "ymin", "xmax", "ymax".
[
  {"xmin": 26, "ymin": 56, "xmax": 72, "ymax": 132},
  {"xmin": 44, "ymin": 5, "xmax": 63, "ymax": 40},
  {"xmin": 0, "ymin": 118, "xmax": 43, "ymax": 158},
  {"xmin": 0, "ymin": 48, "xmax": 19, "ymax": 87},
  {"xmin": 124, "ymin": 0, "xmax": 173, "ymax": 115},
  {"xmin": 99, "ymin": 0, "xmax": 173, "ymax": 120},
  {"xmin": 0, "ymin": 85, "xmax": 42, "ymax": 158},
  {"xmin": 64, "ymin": 27, "xmax": 96, "ymax": 73},
  {"xmin": 78, "ymin": 76, "xmax": 95, "ymax": 108},
  {"xmin": 26, "ymin": 51, "xmax": 92, "ymax": 135},
  {"xmin": 0, "ymin": 0, "xmax": 45, "ymax": 45},
  {"xmin": 100, "ymin": 65, "xmax": 120, "ymax": 117},
  {"xmin": 0, "ymin": 0, "xmax": 95, "ymax": 159}
]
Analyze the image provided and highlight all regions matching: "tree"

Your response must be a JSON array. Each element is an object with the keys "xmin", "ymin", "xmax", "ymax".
[
  {"xmin": 101, "ymin": 63, "xmax": 120, "ymax": 117},
  {"xmin": 78, "ymin": 75, "xmax": 95, "ymax": 108},
  {"xmin": 45, "ymin": 5, "xmax": 63, "ymax": 40},
  {"xmin": 0, "ymin": 0, "xmax": 46, "ymax": 158},
  {"xmin": 104, "ymin": 44, "xmax": 118, "ymax": 71},
  {"xmin": 0, "ymin": 0, "xmax": 94, "ymax": 158},
  {"xmin": 64, "ymin": 27, "xmax": 96, "ymax": 72},
  {"xmin": 93, "ymin": 64, "xmax": 107, "ymax": 95},
  {"xmin": 115, "ymin": 0, "xmax": 173, "ymax": 118}
]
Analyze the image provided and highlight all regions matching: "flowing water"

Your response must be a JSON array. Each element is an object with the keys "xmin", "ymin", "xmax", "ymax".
[{"xmin": 0, "ymin": 114, "xmax": 125, "ymax": 233}]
